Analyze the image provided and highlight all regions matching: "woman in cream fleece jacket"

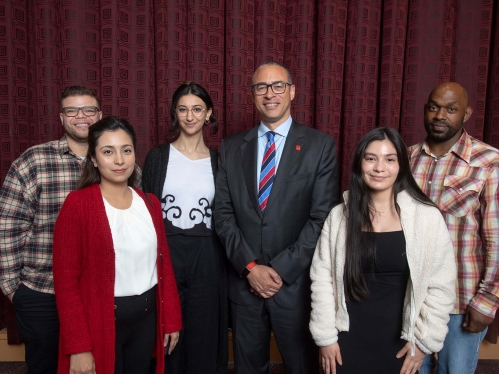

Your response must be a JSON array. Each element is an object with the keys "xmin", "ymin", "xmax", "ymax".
[{"xmin": 310, "ymin": 127, "xmax": 456, "ymax": 374}]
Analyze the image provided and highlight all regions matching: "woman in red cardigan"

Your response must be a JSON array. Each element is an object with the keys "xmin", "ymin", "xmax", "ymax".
[{"xmin": 53, "ymin": 116, "xmax": 182, "ymax": 374}]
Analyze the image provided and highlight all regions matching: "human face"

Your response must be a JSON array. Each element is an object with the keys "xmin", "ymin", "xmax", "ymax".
[
  {"xmin": 361, "ymin": 139, "xmax": 400, "ymax": 195},
  {"xmin": 424, "ymin": 83, "xmax": 472, "ymax": 145},
  {"xmin": 60, "ymin": 95, "xmax": 102, "ymax": 143},
  {"xmin": 175, "ymin": 94, "xmax": 212, "ymax": 136},
  {"xmin": 91, "ymin": 129, "xmax": 135, "ymax": 187},
  {"xmin": 252, "ymin": 65, "xmax": 295, "ymax": 129}
]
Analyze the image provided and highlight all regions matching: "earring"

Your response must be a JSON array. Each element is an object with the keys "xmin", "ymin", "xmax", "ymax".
[
  {"xmin": 205, "ymin": 118, "xmax": 210, "ymax": 124},
  {"xmin": 93, "ymin": 163, "xmax": 97, "ymax": 167}
]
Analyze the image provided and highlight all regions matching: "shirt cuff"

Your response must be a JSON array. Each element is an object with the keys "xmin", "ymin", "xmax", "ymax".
[{"xmin": 469, "ymin": 292, "xmax": 499, "ymax": 318}]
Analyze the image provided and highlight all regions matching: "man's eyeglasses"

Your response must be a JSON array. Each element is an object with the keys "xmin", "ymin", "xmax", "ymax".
[
  {"xmin": 252, "ymin": 81, "xmax": 292, "ymax": 96},
  {"xmin": 62, "ymin": 106, "xmax": 100, "ymax": 117},
  {"xmin": 176, "ymin": 107, "xmax": 206, "ymax": 118}
]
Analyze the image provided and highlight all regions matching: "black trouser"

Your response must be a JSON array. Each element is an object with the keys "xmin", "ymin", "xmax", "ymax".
[
  {"xmin": 231, "ymin": 297, "xmax": 319, "ymax": 374},
  {"xmin": 165, "ymin": 235, "xmax": 219, "ymax": 374},
  {"xmin": 115, "ymin": 286, "xmax": 157, "ymax": 374},
  {"xmin": 12, "ymin": 283, "xmax": 59, "ymax": 374}
]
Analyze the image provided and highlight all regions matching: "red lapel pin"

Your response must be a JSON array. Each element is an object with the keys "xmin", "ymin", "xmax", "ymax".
[{"xmin": 296, "ymin": 145, "xmax": 301, "ymax": 151}]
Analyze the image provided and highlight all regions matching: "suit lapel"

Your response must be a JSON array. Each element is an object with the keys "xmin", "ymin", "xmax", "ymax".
[
  {"xmin": 240, "ymin": 127, "xmax": 263, "ymax": 218},
  {"xmin": 266, "ymin": 121, "xmax": 305, "ymax": 212}
]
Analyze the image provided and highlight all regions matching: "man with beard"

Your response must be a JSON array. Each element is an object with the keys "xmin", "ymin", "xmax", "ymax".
[
  {"xmin": 0, "ymin": 86, "xmax": 102, "ymax": 373},
  {"xmin": 409, "ymin": 82, "xmax": 499, "ymax": 374}
]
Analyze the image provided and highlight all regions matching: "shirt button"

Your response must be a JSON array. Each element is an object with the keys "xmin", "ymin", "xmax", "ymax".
[
  {"xmin": 114, "ymin": 305, "xmax": 117, "ymax": 309},
  {"xmin": 145, "ymin": 308, "xmax": 148, "ymax": 312},
  {"xmin": 146, "ymin": 298, "xmax": 149, "ymax": 302},
  {"xmin": 428, "ymin": 181, "xmax": 432, "ymax": 184},
  {"xmin": 262, "ymin": 223, "xmax": 267, "ymax": 228}
]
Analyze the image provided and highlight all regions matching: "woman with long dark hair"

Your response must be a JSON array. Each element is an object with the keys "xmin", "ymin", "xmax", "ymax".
[
  {"xmin": 53, "ymin": 116, "xmax": 182, "ymax": 374},
  {"xmin": 310, "ymin": 127, "xmax": 456, "ymax": 374},
  {"xmin": 142, "ymin": 82, "xmax": 228, "ymax": 373}
]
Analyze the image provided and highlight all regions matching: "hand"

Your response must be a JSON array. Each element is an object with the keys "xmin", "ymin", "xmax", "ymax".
[
  {"xmin": 397, "ymin": 342, "xmax": 425, "ymax": 374},
  {"xmin": 320, "ymin": 343, "xmax": 342, "ymax": 374},
  {"xmin": 7, "ymin": 292, "xmax": 14, "ymax": 303},
  {"xmin": 246, "ymin": 265, "xmax": 282, "ymax": 298},
  {"xmin": 463, "ymin": 305, "xmax": 494, "ymax": 333},
  {"xmin": 164, "ymin": 331, "xmax": 179, "ymax": 355},
  {"xmin": 69, "ymin": 351, "xmax": 95, "ymax": 374}
]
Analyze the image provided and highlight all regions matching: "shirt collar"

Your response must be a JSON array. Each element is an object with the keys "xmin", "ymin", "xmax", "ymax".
[
  {"xmin": 258, "ymin": 115, "xmax": 293, "ymax": 138},
  {"xmin": 57, "ymin": 135, "xmax": 81, "ymax": 160},
  {"xmin": 415, "ymin": 129, "xmax": 472, "ymax": 164}
]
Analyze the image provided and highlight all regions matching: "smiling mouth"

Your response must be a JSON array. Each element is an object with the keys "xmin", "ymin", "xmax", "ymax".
[{"xmin": 75, "ymin": 123, "xmax": 90, "ymax": 127}]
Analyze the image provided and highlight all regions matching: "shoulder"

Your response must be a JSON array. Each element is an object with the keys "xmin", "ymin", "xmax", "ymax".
[
  {"xmin": 10, "ymin": 139, "xmax": 59, "ymax": 171},
  {"xmin": 223, "ymin": 129, "xmax": 252, "ymax": 144},
  {"xmin": 398, "ymin": 191, "xmax": 443, "ymax": 222},
  {"xmin": 293, "ymin": 122, "xmax": 334, "ymax": 143},
  {"xmin": 469, "ymin": 136, "xmax": 499, "ymax": 168},
  {"xmin": 407, "ymin": 141, "xmax": 424, "ymax": 158},
  {"xmin": 145, "ymin": 143, "xmax": 170, "ymax": 162},
  {"xmin": 133, "ymin": 188, "xmax": 160, "ymax": 207}
]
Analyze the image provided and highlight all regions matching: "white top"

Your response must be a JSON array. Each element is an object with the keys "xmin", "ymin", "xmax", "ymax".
[
  {"xmin": 103, "ymin": 188, "xmax": 158, "ymax": 297},
  {"xmin": 161, "ymin": 144, "xmax": 214, "ymax": 231}
]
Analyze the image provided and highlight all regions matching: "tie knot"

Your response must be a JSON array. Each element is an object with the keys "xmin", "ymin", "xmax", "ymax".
[{"xmin": 266, "ymin": 131, "xmax": 276, "ymax": 142}]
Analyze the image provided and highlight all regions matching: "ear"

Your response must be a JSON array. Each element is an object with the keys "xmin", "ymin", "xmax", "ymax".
[
  {"xmin": 60, "ymin": 112, "xmax": 64, "ymax": 125},
  {"xmin": 206, "ymin": 108, "xmax": 213, "ymax": 121},
  {"xmin": 98, "ymin": 110, "xmax": 103, "ymax": 120},
  {"xmin": 463, "ymin": 106, "xmax": 473, "ymax": 123},
  {"xmin": 289, "ymin": 84, "xmax": 296, "ymax": 101}
]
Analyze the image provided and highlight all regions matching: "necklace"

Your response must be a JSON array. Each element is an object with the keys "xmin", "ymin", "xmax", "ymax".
[{"xmin": 369, "ymin": 203, "xmax": 396, "ymax": 217}]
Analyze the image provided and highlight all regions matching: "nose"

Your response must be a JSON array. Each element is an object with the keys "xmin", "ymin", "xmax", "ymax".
[
  {"xmin": 373, "ymin": 159, "xmax": 385, "ymax": 172},
  {"xmin": 434, "ymin": 107, "xmax": 447, "ymax": 120},
  {"xmin": 75, "ymin": 108, "xmax": 86, "ymax": 118},
  {"xmin": 264, "ymin": 86, "xmax": 276, "ymax": 99},
  {"xmin": 185, "ymin": 108, "xmax": 194, "ymax": 121},
  {"xmin": 114, "ymin": 152, "xmax": 124, "ymax": 165}
]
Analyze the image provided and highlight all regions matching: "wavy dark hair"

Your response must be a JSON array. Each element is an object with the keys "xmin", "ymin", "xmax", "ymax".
[
  {"xmin": 78, "ymin": 116, "xmax": 138, "ymax": 189},
  {"xmin": 169, "ymin": 81, "xmax": 218, "ymax": 139},
  {"xmin": 343, "ymin": 127, "xmax": 435, "ymax": 302}
]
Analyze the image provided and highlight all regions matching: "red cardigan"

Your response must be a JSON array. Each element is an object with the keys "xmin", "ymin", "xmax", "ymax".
[{"xmin": 53, "ymin": 184, "xmax": 182, "ymax": 374}]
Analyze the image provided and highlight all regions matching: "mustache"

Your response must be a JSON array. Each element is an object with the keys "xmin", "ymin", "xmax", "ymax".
[{"xmin": 429, "ymin": 120, "xmax": 450, "ymax": 127}]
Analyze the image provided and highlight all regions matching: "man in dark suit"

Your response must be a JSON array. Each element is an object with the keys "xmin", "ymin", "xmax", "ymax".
[{"xmin": 215, "ymin": 62, "xmax": 339, "ymax": 373}]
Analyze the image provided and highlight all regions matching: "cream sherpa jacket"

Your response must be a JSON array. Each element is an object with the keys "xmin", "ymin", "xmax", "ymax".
[{"xmin": 310, "ymin": 190, "xmax": 456, "ymax": 354}]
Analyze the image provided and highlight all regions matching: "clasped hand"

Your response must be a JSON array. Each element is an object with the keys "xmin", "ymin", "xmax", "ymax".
[{"xmin": 247, "ymin": 265, "xmax": 282, "ymax": 298}]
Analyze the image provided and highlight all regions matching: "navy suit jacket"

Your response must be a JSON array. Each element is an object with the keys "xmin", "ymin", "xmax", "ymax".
[{"xmin": 214, "ymin": 121, "xmax": 339, "ymax": 309}]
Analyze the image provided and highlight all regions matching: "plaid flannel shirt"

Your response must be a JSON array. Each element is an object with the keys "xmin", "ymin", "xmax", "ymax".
[
  {"xmin": 409, "ymin": 130, "xmax": 499, "ymax": 317},
  {"xmin": 0, "ymin": 136, "xmax": 84, "ymax": 295}
]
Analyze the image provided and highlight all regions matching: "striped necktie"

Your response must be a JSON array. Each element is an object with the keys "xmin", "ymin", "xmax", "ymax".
[{"xmin": 258, "ymin": 131, "xmax": 276, "ymax": 214}]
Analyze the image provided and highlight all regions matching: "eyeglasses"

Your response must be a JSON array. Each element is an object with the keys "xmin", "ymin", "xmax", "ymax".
[
  {"xmin": 62, "ymin": 106, "xmax": 100, "ymax": 117},
  {"xmin": 176, "ymin": 107, "xmax": 206, "ymax": 118},
  {"xmin": 252, "ymin": 81, "xmax": 292, "ymax": 96}
]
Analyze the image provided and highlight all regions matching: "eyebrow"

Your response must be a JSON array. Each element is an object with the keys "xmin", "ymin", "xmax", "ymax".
[
  {"xmin": 428, "ymin": 100, "xmax": 459, "ymax": 106},
  {"xmin": 254, "ymin": 80, "xmax": 286, "ymax": 85},
  {"xmin": 99, "ymin": 144, "xmax": 133, "ymax": 149},
  {"xmin": 364, "ymin": 152, "xmax": 397, "ymax": 157}
]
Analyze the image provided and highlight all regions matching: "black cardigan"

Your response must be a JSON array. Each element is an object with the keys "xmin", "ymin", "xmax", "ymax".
[{"xmin": 142, "ymin": 143, "xmax": 228, "ymax": 373}]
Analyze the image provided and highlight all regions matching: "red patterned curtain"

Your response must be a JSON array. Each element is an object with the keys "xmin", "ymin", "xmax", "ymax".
[{"xmin": 0, "ymin": 0, "xmax": 498, "ymax": 339}]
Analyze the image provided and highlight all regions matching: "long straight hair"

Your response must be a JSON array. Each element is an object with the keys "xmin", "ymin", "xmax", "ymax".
[
  {"xmin": 343, "ymin": 127, "xmax": 435, "ymax": 302},
  {"xmin": 78, "ymin": 116, "xmax": 138, "ymax": 190}
]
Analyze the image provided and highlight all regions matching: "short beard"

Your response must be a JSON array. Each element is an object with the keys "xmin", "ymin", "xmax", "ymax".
[{"xmin": 424, "ymin": 118, "xmax": 464, "ymax": 143}]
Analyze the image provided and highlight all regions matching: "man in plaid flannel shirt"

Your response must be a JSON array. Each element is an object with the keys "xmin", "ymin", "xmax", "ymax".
[
  {"xmin": 409, "ymin": 82, "xmax": 499, "ymax": 374},
  {"xmin": 0, "ymin": 86, "xmax": 102, "ymax": 373}
]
